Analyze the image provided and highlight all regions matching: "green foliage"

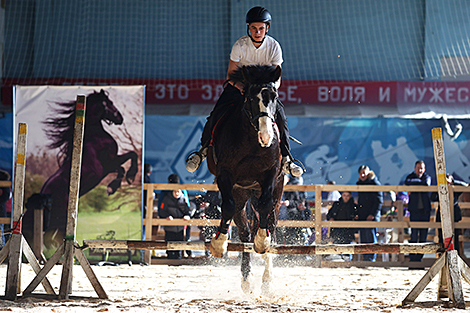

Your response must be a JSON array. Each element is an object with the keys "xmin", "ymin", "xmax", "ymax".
[
  {"xmin": 23, "ymin": 171, "xmax": 47, "ymax": 200},
  {"xmin": 78, "ymin": 185, "xmax": 141, "ymax": 213}
]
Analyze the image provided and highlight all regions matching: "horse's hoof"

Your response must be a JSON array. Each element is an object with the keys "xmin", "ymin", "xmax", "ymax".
[
  {"xmin": 107, "ymin": 180, "xmax": 121, "ymax": 195},
  {"xmin": 261, "ymin": 281, "xmax": 274, "ymax": 297},
  {"xmin": 209, "ymin": 233, "xmax": 228, "ymax": 258},
  {"xmin": 241, "ymin": 273, "xmax": 254, "ymax": 294},
  {"xmin": 254, "ymin": 229, "xmax": 270, "ymax": 254},
  {"xmin": 126, "ymin": 172, "xmax": 136, "ymax": 184}
]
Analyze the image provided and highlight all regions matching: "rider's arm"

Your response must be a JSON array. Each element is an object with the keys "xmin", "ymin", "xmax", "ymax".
[
  {"xmin": 274, "ymin": 65, "xmax": 282, "ymax": 89},
  {"xmin": 227, "ymin": 60, "xmax": 244, "ymax": 92}
]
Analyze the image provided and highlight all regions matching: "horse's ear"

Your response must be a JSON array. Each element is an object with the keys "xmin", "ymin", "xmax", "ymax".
[
  {"xmin": 273, "ymin": 66, "xmax": 282, "ymax": 83},
  {"xmin": 100, "ymin": 89, "xmax": 105, "ymax": 94}
]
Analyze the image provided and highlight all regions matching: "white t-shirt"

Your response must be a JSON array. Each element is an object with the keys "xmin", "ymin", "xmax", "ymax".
[{"xmin": 230, "ymin": 35, "xmax": 283, "ymax": 67}]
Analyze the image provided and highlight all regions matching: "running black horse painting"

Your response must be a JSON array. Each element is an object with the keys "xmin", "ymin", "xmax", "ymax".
[
  {"xmin": 34, "ymin": 89, "xmax": 138, "ymax": 243},
  {"xmin": 207, "ymin": 65, "xmax": 284, "ymax": 294}
]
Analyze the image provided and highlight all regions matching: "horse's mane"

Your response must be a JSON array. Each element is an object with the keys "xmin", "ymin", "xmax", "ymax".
[
  {"xmin": 43, "ymin": 100, "xmax": 77, "ymax": 165},
  {"xmin": 228, "ymin": 65, "xmax": 280, "ymax": 87}
]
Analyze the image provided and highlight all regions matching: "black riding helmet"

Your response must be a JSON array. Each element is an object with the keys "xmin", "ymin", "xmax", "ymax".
[
  {"xmin": 246, "ymin": 6, "xmax": 271, "ymax": 25},
  {"xmin": 246, "ymin": 7, "xmax": 271, "ymax": 44}
]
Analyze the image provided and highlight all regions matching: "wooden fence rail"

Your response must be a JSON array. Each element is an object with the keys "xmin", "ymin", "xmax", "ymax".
[
  {"xmin": 83, "ymin": 240, "xmax": 440, "ymax": 255},
  {"xmin": 142, "ymin": 183, "xmax": 470, "ymax": 263}
]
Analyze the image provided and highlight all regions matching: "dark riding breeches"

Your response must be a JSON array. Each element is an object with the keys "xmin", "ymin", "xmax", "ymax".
[{"xmin": 201, "ymin": 83, "xmax": 290, "ymax": 157}]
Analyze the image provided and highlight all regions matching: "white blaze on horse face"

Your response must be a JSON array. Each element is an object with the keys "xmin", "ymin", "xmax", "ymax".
[{"xmin": 257, "ymin": 90, "xmax": 275, "ymax": 148}]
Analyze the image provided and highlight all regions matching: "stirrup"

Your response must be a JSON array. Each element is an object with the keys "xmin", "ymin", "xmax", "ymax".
[
  {"xmin": 186, "ymin": 151, "xmax": 204, "ymax": 172},
  {"xmin": 283, "ymin": 157, "xmax": 306, "ymax": 177}
]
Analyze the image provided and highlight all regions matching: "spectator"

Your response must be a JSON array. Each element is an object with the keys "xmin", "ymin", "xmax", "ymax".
[
  {"xmin": 326, "ymin": 180, "xmax": 341, "ymax": 202},
  {"xmin": 0, "ymin": 170, "xmax": 11, "ymax": 248},
  {"xmin": 283, "ymin": 176, "xmax": 311, "ymax": 245},
  {"xmin": 199, "ymin": 179, "xmax": 223, "ymax": 247},
  {"xmin": 326, "ymin": 191, "xmax": 358, "ymax": 261},
  {"xmin": 356, "ymin": 165, "xmax": 383, "ymax": 262},
  {"xmin": 432, "ymin": 174, "xmax": 467, "ymax": 255},
  {"xmin": 158, "ymin": 187, "xmax": 191, "ymax": 259},
  {"xmin": 405, "ymin": 160, "xmax": 432, "ymax": 265}
]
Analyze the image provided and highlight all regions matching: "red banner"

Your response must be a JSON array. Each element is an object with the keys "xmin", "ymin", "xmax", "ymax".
[{"xmin": 3, "ymin": 78, "xmax": 470, "ymax": 107}]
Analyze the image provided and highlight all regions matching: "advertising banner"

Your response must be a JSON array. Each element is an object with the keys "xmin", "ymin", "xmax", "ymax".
[{"xmin": 14, "ymin": 86, "xmax": 144, "ymax": 260}]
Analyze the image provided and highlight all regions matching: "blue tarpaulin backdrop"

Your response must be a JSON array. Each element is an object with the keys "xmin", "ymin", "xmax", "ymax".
[
  {"xmin": 2, "ymin": 113, "xmax": 469, "ymax": 188},
  {"xmin": 144, "ymin": 115, "xmax": 470, "ymax": 187}
]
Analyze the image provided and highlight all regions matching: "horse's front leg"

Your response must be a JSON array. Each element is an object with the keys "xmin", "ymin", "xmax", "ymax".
[
  {"xmin": 107, "ymin": 166, "xmax": 125, "ymax": 195},
  {"xmin": 254, "ymin": 171, "xmax": 277, "ymax": 254},
  {"xmin": 261, "ymin": 253, "xmax": 274, "ymax": 296},
  {"xmin": 209, "ymin": 170, "xmax": 235, "ymax": 258}
]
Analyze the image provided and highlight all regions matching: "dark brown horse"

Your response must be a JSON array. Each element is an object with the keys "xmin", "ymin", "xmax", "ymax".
[{"xmin": 207, "ymin": 65, "xmax": 284, "ymax": 294}]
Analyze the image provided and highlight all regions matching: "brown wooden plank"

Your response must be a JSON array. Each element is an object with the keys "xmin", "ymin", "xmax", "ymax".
[
  {"xmin": 403, "ymin": 252, "xmax": 446, "ymax": 304},
  {"xmin": 33, "ymin": 209, "xmax": 43, "ymax": 259},
  {"xmin": 74, "ymin": 247, "xmax": 108, "ymax": 299},
  {"xmin": 23, "ymin": 242, "xmax": 65, "ymax": 295},
  {"xmin": 5, "ymin": 234, "xmax": 22, "ymax": 300},
  {"xmin": 59, "ymin": 95, "xmax": 86, "ymax": 300},
  {"xmin": 5, "ymin": 123, "xmax": 28, "ymax": 300},
  {"xmin": 21, "ymin": 237, "xmax": 55, "ymax": 295},
  {"xmin": 83, "ymin": 240, "xmax": 439, "ymax": 255},
  {"xmin": 446, "ymin": 250, "xmax": 465, "ymax": 308}
]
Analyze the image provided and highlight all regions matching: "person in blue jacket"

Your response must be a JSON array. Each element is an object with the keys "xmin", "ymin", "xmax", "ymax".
[
  {"xmin": 356, "ymin": 165, "xmax": 383, "ymax": 262},
  {"xmin": 405, "ymin": 160, "xmax": 432, "ymax": 264}
]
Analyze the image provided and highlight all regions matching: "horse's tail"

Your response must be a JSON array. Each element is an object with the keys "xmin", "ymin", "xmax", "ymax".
[{"xmin": 247, "ymin": 199, "xmax": 261, "ymax": 242}]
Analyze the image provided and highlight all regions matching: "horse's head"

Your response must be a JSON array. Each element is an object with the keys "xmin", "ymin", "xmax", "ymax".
[
  {"xmin": 86, "ymin": 89, "xmax": 123, "ymax": 125},
  {"xmin": 241, "ymin": 65, "xmax": 282, "ymax": 148}
]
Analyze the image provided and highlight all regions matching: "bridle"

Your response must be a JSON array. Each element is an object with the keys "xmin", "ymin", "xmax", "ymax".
[{"xmin": 242, "ymin": 82, "xmax": 277, "ymax": 132}]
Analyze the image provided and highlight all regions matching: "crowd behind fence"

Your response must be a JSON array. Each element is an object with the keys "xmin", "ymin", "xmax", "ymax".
[
  {"xmin": 1, "ymin": 180, "xmax": 468, "ymax": 266},
  {"xmin": 143, "ymin": 183, "xmax": 470, "ymax": 265}
]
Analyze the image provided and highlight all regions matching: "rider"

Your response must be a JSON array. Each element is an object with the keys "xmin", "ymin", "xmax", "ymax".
[{"xmin": 186, "ymin": 6, "xmax": 304, "ymax": 178}]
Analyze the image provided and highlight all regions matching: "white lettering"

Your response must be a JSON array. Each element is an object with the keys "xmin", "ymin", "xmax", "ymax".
[
  {"xmin": 178, "ymin": 85, "xmax": 189, "ymax": 99},
  {"xmin": 287, "ymin": 86, "xmax": 298, "ymax": 102},
  {"xmin": 445, "ymin": 87, "xmax": 456, "ymax": 103},
  {"xmin": 458, "ymin": 87, "xmax": 469, "ymax": 102},
  {"xmin": 341, "ymin": 87, "xmax": 353, "ymax": 101},
  {"xmin": 155, "ymin": 84, "xmax": 165, "ymax": 99},
  {"xmin": 167, "ymin": 84, "xmax": 176, "ymax": 99},
  {"xmin": 404, "ymin": 87, "xmax": 416, "ymax": 102},
  {"xmin": 330, "ymin": 86, "xmax": 341, "ymax": 102},
  {"xmin": 318, "ymin": 86, "xmax": 329, "ymax": 102},
  {"xmin": 354, "ymin": 87, "xmax": 365, "ymax": 102},
  {"xmin": 429, "ymin": 87, "xmax": 444, "ymax": 103},
  {"xmin": 201, "ymin": 85, "xmax": 212, "ymax": 100},
  {"xmin": 379, "ymin": 87, "xmax": 390, "ymax": 102},
  {"xmin": 417, "ymin": 88, "xmax": 427, "ymax": 102}
]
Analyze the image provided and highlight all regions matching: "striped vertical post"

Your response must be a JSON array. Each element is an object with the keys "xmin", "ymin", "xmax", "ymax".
[
  {"xmin": 432, "ymin": 128, "xmax": 454, "ymax": 250},
  {"xmin": 59, "ymin": 95, "xmax": 86, "ymax": 300},
  {"xmin": 431, "ymin": 128, "xmax": 465, "ymax": 307},
  {"xmin": 5, "ymin": 123, "xmax": 27, "ymax": 300}
]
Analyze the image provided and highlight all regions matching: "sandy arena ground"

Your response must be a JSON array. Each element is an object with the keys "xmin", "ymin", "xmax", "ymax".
[{"xmin": 0, "ymin": 256, "xmax": 469, "ymax": 312}]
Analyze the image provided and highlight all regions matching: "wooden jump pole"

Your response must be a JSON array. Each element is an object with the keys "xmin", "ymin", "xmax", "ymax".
[
  {"xmin": 22, "ymin": 95, "xmax": 107, "ymax": 300},
  {"xmin": 403, "ymin": 128, "xmax": 469, "ymax": 309},
  {"xmin": 83, "ymin": 239, "xmax": 440, "ymax": 255},
  {"xmin": 4, "ymin": 123, "xmax": 27, "ymax": 300},
  {"xmin": 2, "ymin": 123, "xmax": 57, "ymax": 300},
  {"xmin": 58, "ymin": 94, "xmax": 87, "ymax": 299}
]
